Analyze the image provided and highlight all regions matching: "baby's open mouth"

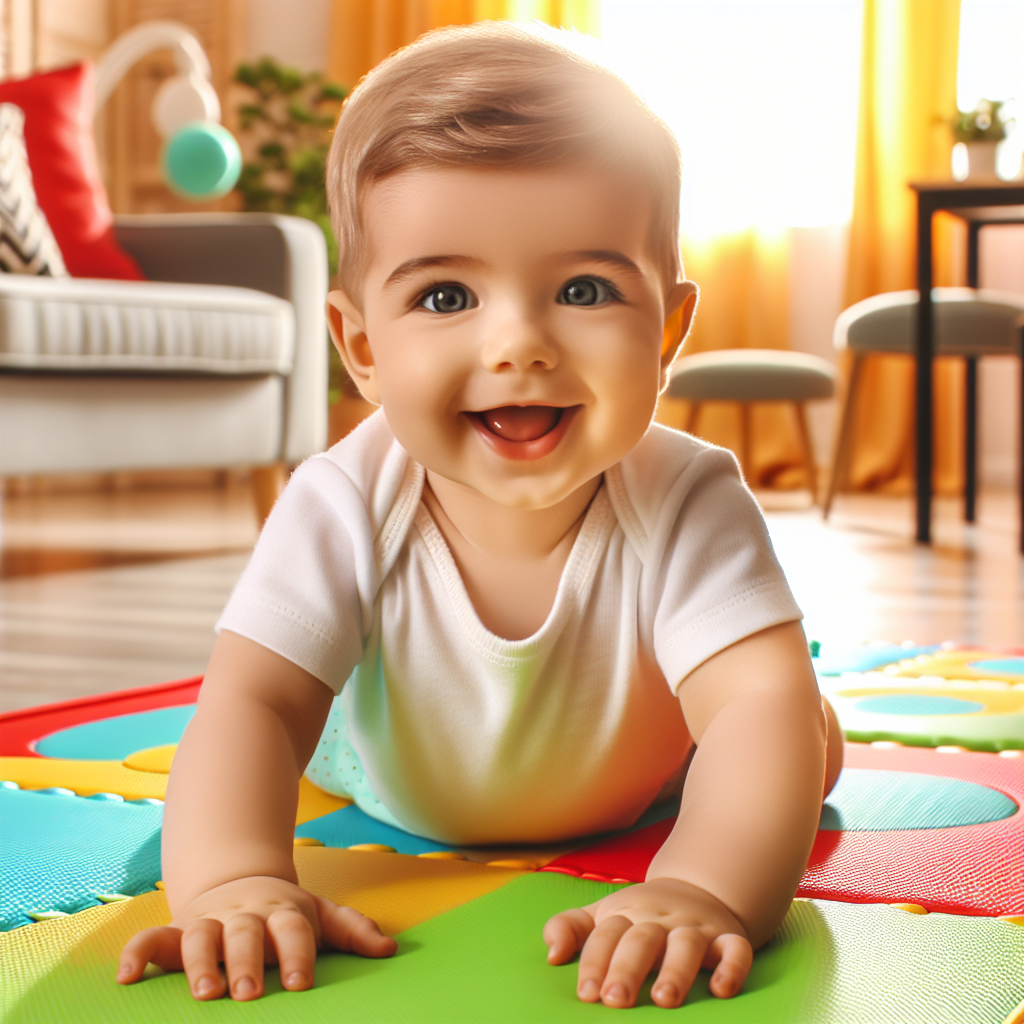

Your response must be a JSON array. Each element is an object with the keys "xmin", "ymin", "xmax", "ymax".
[{"xmin": 477, "ymin": 406, "xmax": 564, "ymax": 442}]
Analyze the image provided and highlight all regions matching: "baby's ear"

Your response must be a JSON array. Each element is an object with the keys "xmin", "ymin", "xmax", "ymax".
[
  {"xmin": 326, "ymin": 290, "xmax": 381, "ymax": 406},
  {"xmin": 659, "ymin": 281, "xmax": 699, "ymax": 390}
]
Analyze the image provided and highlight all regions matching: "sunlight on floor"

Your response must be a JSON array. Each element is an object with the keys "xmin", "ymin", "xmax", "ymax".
[{"xmin": 0, "ymin": 480, "xmax": 1020, "ymax": 713}]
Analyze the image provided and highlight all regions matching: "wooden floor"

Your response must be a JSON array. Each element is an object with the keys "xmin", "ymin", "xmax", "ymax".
[{"xmin": 0, "ymin": 479, "xmax": 1021, "ymax": 714}]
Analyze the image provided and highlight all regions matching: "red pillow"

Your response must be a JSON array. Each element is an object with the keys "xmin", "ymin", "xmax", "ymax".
[{"xmin": 0, "ymin": 63, "xmax": 143, "ymax": 279}]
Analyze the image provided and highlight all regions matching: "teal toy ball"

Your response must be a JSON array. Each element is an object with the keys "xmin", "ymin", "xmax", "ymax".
[{"xmin": 162, "ymin": 121, "xmax": 241, "ymax": 200}]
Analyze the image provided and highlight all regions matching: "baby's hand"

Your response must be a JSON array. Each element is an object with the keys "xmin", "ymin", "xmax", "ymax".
[
  {"xmin": 117, "ymin": 876, "xmax": 397, "ymax": 1001},
  {"xmin": 543, "ymin": 877, "xmax": 753, "ymax": 1010}
]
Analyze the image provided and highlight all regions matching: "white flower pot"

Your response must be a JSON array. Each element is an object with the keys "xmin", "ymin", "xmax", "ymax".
[{"xmin": 965, "ymin": 140, "xmax": 999, "ymax": 179}]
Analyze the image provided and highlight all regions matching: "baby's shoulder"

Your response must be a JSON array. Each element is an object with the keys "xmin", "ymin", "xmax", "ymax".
[
  {"xmin": 287, "ymin": 411, "xmax": 421, "ymax": 554},
  {"xmin": 607, "ymin": 424, "xmax": 744, "ymax": 550}
]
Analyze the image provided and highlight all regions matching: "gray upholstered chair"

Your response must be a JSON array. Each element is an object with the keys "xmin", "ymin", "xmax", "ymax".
[
  {"xmin": 0, "ymin": 212, "xmax": 328, "ymax": 519},
  {"xmin": 667, "ymin": 348, "xmax": 837, "ymax": 502},
  {"xmin": 823, "ymin": 288, "xmax": 1024, "ymax": 520}
]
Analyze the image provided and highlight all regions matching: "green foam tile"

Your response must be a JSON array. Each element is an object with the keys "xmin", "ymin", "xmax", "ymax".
[{"xmin": 6, "ymin": 873, "xmax": 1023, "ymax": 1023}]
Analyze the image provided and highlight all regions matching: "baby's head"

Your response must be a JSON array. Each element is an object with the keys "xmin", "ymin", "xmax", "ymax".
[
  {"xmin": 326, "ymin": 21, "xmax": 684, "ymax": 302},
  {"xmin": 325, "ymin": 23, "xmax": 698, "ymax": 512}
]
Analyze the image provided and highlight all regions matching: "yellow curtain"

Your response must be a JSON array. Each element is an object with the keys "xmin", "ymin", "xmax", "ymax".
[
  {"xmin": 328, "ymin": 1, "xmax": 599, "ymax": 88},
  {"xmin": 656, "ymin": 230, "xmax": 809, "ymax": 488},
  {"xmin": 842, "ymin": 0, "xmax": 964, "ymax": 496}
]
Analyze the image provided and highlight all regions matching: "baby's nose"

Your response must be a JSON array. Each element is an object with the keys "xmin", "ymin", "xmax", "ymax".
[{"xmin": 480, "ymin": 309, "xmax": 558, "ymax": 372}]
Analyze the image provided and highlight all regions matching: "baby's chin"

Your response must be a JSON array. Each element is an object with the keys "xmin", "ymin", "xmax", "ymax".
[{"xmin": 423, "ymin": 459, "xmax": 602, "ymax": 514}]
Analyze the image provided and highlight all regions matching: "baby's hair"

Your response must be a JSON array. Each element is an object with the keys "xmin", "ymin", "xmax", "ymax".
[{"xmin": 326, "ymin": 21, "xmax": 682, "ymax": 300}]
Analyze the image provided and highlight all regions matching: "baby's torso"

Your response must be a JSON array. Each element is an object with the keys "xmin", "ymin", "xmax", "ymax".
[
  {"xmin": 220, "ymin": 411, "xmax": 800, "ymax": 847},
  {"xmin": 343, "ymin": 485, "xmax": 692, "ymax": 846}
]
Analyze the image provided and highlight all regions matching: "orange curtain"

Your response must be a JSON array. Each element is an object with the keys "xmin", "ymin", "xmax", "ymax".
[
  {"xmin": 328, "ymin": 1, "xmax": 599, "ymax": 88},
  {"xmin": 842, "ymin": 0, "xmax": 965, "ymax": 496}
]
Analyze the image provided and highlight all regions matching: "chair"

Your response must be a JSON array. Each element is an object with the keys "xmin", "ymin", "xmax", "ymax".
[
  {"xmin": 823, "ymin": 288, "xmax": 1024, "ymax": 520},
  {"xmin": 667, "ymin": 348, "xmax": 837, "ymax": 502},
  {"xmin": 0, "ymin": 212, "xmax": 329, "ymax": 519}
]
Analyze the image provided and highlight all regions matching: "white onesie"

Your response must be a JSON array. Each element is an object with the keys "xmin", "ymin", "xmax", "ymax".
[{"xmin": 217, "ymin": 411, "xmax": 801, "ymax": 846}]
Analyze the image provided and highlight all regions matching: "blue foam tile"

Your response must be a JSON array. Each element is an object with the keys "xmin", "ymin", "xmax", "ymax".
[
  {"xmin": 0, "ymin": 787, "xmax": 163, "ymax": 931},
  {"xmin": 970, "ymin": 657, "xmax": 1024, "ymax": 676},
  {"xmin": 294, "ymin": 802, "xmax": 454, "ymax": 854},
  {"xmin": 853, "ymin": 694, "xmax": 986, "ymax": 716},
  {"xmin": 34, "ymin": 706, "xmax": 196, "ymax": 761},
  {"xmin": 812, "ymin": 644, "xmax": 939, "ymax": 677},
  {"xmin": 818, "ymin": 768, "xmax": 1017, "ymax": 832}
]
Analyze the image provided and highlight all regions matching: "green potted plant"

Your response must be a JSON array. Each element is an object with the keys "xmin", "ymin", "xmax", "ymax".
[
  {"xmin": 952, "ymin": 99, "xmax": 1013, "ymax": 179},
  {"xmin": 233, "ymin": 58, "xmax": 350, "ymax": 404}
]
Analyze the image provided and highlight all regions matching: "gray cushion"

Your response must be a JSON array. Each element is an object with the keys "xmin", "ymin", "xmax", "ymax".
[
  {"xmin": 836, "ymin": 288, "xmax": 1024, "ymax": 357},
  {"xmin": 0, "ymin": 275, "xmax": 294, "ymax": 375},
  {"xmin": 668, "ymin": 349, "xmax": 836, "ymax": 402}
]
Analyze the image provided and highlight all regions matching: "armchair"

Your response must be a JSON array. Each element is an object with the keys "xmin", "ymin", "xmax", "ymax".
[{"xmin": 0, "ymin": 212, "xmax": 329, "ymax": 518}]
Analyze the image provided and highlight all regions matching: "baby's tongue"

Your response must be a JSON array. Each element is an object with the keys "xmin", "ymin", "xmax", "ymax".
[{"xmin": 481, "ymin": 406, "xmax": 561, "ymax": 442}]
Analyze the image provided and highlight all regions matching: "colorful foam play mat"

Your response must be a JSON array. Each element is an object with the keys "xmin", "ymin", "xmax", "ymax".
[
  {"xmin": 2, "ymin": 648, "xmax": 1023, "ymax": 1023},
  {"xmin": 812, "ymin": 641, "xmax": 1024, "ymax": 752}
]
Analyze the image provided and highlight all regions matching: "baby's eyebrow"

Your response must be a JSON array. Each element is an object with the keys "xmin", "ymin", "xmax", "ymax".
[
  {"xmin": 562, "ymin": 250, "xmax": 645, "ymax": 279},
  {"xmin": 383, "ymin": 255, "xmax": 482, "ymax": 289}
]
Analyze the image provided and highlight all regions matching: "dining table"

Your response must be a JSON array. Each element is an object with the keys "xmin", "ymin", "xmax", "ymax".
[{"xmin": 908, "ymin": 179, "xmax": 1024, "ymax": 549}]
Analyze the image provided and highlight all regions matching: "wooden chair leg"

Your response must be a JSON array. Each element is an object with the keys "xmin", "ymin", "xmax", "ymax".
[
  {"xmin": 684, "ymin": 400, "xmax": 701, "ymax": 434},
  {"xmin": 794, "ymin": 403, "xmax": 818, "ymax": 504},
  {"xmin": 251, "ymin": 462, "xmax": 287, "ymax": 525},
  {"xmin": 738, "ymin": 402, "xmax": 750, "ymax": 481},
  {"xmin": 823, "ymin": 353, "xmax": 863, "ymax": 520}
]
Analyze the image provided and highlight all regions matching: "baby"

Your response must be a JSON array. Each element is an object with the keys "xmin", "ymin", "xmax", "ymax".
[{"xmin": 118, "ymin": 22, "xmax": 843, "ymax": 1011}]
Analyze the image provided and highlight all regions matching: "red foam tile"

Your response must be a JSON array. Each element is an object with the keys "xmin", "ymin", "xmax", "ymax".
[
  {"xmin": 543, "ymin": 743, "xmax": 1024, "ymax": 917},
  {"xmin": 0, "ymin": 677, "xmax": 202, "ymax": 758}
]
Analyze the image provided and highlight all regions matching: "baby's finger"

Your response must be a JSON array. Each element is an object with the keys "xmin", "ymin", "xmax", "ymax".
[
  {"xmin": 576, "ymin": 915, "xmax": 632, "ymax": 1003},
  {"xmin": 180, "ymin": 919, "xmax": 227, "ymax": 1000},
  {"xmin": 599, "ymin": 922, "xmax": 669, "ymax": 1009},
  {"xmin": 117, "ymin": 926, "xmax": 184, "ymax": 983},
  {"xmin": 543, "ymin": 908, "xmax": 595, "ymax": 965},
  {"xmin": 266, "ymin": 908, "xmax": 317, "ymax": 991},
  {"xmin": 221, "ymin": 913, "xmax": 266, "ymax": 1001},
  {"xmin": 317, "ymin": 898, "xmax": 398, "ymax": 959},
  {"xmin": 650, "ymin": 926, "xmax": 709, "ymax": 1009},
  {"xmin": 705, "ymin": 933, "xmax": 753, "ymax": 998}
]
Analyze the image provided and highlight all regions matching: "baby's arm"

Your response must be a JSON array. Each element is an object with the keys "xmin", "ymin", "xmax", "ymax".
[
  {"xmin": 545, "ymin": 620, "xmax": 835, "ymax": 1009},
  {"xmin": 117, "ymin": 631, "xmax": 396, "ymax": 1000}
]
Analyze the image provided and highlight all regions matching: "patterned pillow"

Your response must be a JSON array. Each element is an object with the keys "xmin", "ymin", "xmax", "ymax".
[{"xmin": 0, "ymin": 102, "xmax": 67, "ymax": 276}]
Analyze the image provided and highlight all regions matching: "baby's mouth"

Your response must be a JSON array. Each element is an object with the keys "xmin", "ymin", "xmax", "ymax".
[{"xmin": 477, "ymin": 405, "xmax": 564, "ymax": 442}]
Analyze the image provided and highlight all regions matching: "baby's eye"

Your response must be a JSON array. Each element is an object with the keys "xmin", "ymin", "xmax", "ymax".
[
  {"xmin": 558, "ymin": 277, "xmax": 615, "ymax": 307},
  {"xmin": 420, "ymin": 284, "xmax": 476, "ymax": 314}
]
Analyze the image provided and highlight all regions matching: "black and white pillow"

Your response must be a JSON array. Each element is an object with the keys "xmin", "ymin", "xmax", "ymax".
[{"xmin": 0, "ymin": 102, "xmax": 67, "ymax": 276}]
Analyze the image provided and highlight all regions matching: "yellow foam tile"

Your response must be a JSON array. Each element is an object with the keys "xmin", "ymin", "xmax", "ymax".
[
  {"xmin": 0, "ymin": 759, "xmax": 349, "ymax": 826},
  {"xmin": 834, "ymin": 685, "xmax": 1024, "ymax": 716},
  {"xmin": 0, "ymin": 757, "xmax": 167, "ymax": 801},
  {"xmin": 296, "ymin": 776, "xmax": 351, "ymax": 825},
  {"xmin": 0, "ymin": 891, "xmax": 171, "ymax": 1014},
  {"xmin": 292, "ymin": 846, "xmax": 526, "ymax": 936},
  {"xmin": 0, "ymin": 848, "xmax": 524, "ymax": 1013},
  {"xmin": 122, "ymin": 745, "xmax": 177, "ymax": 773},
  {"xmin": 891, "ymin": 651, "xmax": 1024, "ymax": 683}
]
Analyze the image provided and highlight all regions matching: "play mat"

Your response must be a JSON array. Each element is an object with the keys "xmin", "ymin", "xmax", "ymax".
[{"xmin": 1, "ymin": 640, "xmax": 1022, "ymax": 1022}]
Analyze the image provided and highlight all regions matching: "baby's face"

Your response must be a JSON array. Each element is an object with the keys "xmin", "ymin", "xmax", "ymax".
[{"xmin": 330, "ymin": 166, "xmax": 694, "ymax": 511}]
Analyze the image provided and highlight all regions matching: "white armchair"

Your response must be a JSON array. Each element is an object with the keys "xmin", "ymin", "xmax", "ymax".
[{"xmin": 0, "ymin": 212, "xmax": 329, "ymax": 516}]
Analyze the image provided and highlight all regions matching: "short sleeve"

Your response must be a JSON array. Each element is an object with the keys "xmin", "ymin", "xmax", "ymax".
[
  {"xmin": 215, "ymin": 458, "xmax": 379, "ymax": 693},
  {"xmin": 642, "ymin": 445, "xmax": 802, "ymax": 692}
]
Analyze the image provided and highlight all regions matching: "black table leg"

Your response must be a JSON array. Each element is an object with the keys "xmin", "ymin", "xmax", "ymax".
[
  {"xmin": 965, "ymin": 356, "xmax": 978, "ymax": 523},
  {"xmin": 915, "ymin": 198, "xmax": 935, "ymax": 543}
]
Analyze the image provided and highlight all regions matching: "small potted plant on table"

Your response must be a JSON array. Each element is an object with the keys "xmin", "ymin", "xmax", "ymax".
[{"xmin": 952, "ymin": 99, "xmax": 1013, "ymax": 179}]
